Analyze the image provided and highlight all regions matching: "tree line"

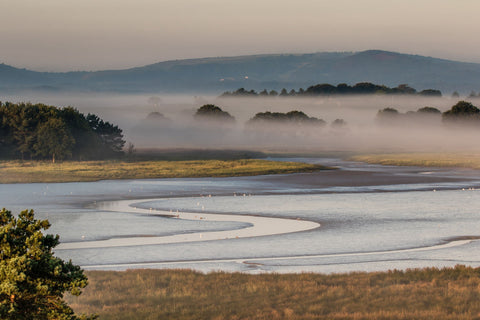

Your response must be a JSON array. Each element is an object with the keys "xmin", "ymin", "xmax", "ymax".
[
  {"xmin": 195, "ymin": 101, "xmax": 480, "ymax": 129},
  {"xmin": 0, "ymin": 102, "xmax": 125, "ymax": 162},
  {"xmin": 193, "ymin": 104, "xmax": 344, "ymax": 129},
  {"xmin": 221, "ymin": 82, "xmax": 442, "ymax": 97},
  {"xmin": 377, "ymin": 101, "xmax": 480, "ymax": 126}
]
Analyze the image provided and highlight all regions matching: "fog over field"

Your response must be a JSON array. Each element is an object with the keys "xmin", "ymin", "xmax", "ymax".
[{"xmin": 3, "ymin": 93, "xmax": 479, "ymax": 153}]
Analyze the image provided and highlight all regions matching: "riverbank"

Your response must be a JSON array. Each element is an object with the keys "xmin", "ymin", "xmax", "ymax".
[
  {"xmin": 67, "ymin": 266, "xmax": 480, "ymax": 320},
  {"xmin": 0, "ymin": 159, "xmax": 327, "ymax": 183},
  {"xmin": 350, "ymin": 153, "xmax": 480, "ymax": 169}
]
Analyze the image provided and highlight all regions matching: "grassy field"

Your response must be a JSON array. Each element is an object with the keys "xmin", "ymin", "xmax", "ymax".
[
  {"xmin": 0, "ymin": 159, "xmax": 327, "ymax": 183},
  {"xmin": 67, "ymin": 266, "xmax": 480, "ymax": 320},
  {"xmin": 350, "ymin": 153, "xmax": 480, "ymax": 169}
]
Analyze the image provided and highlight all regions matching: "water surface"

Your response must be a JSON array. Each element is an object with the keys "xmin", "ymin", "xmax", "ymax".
[{"xmin": 1, "ymin": 158, "xmax": 480, "ymax": 273}]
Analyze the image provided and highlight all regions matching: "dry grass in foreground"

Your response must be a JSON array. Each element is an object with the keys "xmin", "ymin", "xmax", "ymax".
[
  {"xmin": 0, "ymin": 159, "xmax": 327, "ymax": 183},
  {"xmin": 350, "ymin": 153, "xmax": 480, "ymax": 169},
  {"xmin": 67, "ymin": 266, "xmax": 480, "ymax": 320}
]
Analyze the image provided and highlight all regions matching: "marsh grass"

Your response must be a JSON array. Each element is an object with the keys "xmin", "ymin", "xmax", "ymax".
[
  {"xmin": 350, "ymin": 153, "xmax": 480, "ymax": 169},
  {"xmin": 0, "ymin": 159, "xmax": 327, "ymax": 183},
  {"xmin": 67, "ymin": 266, "xmax": 480, "ymax": 319}
]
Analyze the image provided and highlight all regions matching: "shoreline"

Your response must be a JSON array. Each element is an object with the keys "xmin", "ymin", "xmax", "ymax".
[
  {"xmin": 350, "ymin": 153, "xmax": 480, "ymax": 169},
  {"xmin": 81, "ymin": 238, "xmax": 476, "ymax": 271},
  {"xmin": 0, "ymin": 159, "xmax": 328, "ymax": 184}
]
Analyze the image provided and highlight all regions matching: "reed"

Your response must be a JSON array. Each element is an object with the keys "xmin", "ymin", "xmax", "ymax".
[{"xmin": 66, "ymin": 265, "xmax": 480, "ymax": 319}]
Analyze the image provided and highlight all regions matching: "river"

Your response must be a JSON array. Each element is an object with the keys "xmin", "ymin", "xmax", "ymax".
[{"xmin": 1, "ymin": 158, "xmax": 480, "ymax": 274}]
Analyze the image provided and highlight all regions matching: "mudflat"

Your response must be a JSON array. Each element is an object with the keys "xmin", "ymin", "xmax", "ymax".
[{"xmin": 257, "ymin": 166, "xmax": 476, "ymax": 189}]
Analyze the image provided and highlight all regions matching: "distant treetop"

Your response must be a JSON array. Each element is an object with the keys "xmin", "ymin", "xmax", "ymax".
[
  {"xmin": 247, "ymin": 110, "xmax": 325, "ymax": 126},
  {"xmin": 194, "ymin": 104, "xmax": 235, "ymax": 122},
  {"xmin": 221, "ymin": 82, "xmax": 442, "ymax": 97},
  {"xmin": 442, "ymin": 100, "xmax": 480, "ymax": 124}
]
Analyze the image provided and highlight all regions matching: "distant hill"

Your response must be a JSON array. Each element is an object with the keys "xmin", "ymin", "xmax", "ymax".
[{"xmin": 1, "ymin": 50, "xmax": 480, "ymax": 94}]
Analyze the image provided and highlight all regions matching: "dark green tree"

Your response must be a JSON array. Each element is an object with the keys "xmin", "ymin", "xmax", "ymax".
[
  {"xmin": 394, "ymin": 84, "xmax": 416, "ymax": 95},
  {"xmin": 0, "ymin": 208, "xmax": 96, "ymax": 320},
  {"xmin": 247, "ymin": 110, "xmax": 325, "ymax": 126},
  {"xmin": 0, "ymin": 102, "xmax": 125, "ymax": 160},
  {"xmin": 279, "ymin": 88, "xmax": 288, "ymax": 96},
  {"xmin": 86, "ymin": 114, "xmax": 125, "ymax": 157},
  {"xmin": 259, "ymin": 89, "xmax": 268, "ymax": 96},
  {"xmin": 376, "ymin": 107, "xmax": 401, "ymax": 125},
  {"xmin": 194, "ymin": 104, "xmax": 235, "ymax": 122},
  {"xmin": 352, "ymin": 82, "xmax": 387, "ymax": 94},
  {"xmin": 442, "ymin": 101, "xmax": 480, "ymax": 125},
  {"xmin": 58, "ymin": 107, "xmax": 97, "ymax": 161},
  {"xmin": 417, "ymin": 106, "xmax": 441, "ymax": 114},
  {"xmin": 331, "ymin": 118, "xmax": 347, "ymax": 127},
  {"xmin": 305, "ymin": 83, "xmax": 337, "ymax": 95},
  {"xmin": 33, "ymin": 118, "xmax": 75, "ymax": 163},
  {"xmin": 419, "ymin": 89, "xmax": 442, "ymax": 97}
]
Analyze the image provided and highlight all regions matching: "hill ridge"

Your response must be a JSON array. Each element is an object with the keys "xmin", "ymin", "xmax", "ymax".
[{"xmin": 1, "ymin": 50, "xmax": 480, "ymax": 94}]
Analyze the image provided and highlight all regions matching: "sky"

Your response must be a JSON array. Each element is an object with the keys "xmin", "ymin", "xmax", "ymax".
[{"xmin": 1, "ymin": 0, "xmax": 480, "ymax": 71}]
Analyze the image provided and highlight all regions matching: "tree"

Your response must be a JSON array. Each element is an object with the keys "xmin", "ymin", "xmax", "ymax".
[
  {"xmin": 194, "ymin": 104, "xmax": 235, "ymax": 122},
  {"xmin": 442, "ymin": 101, "xmax": 480, "ymax": 124},
  {"xmin": 376, "ymin": 107, "xmax": 401, "ymax": 125},
  {"xmin": 247, "ymin": 110, "xmax": 325, "ymax": 126},
  {"xmin": 417, "ymin": 106, "xmax": 441, "ymax": 114},
  {"xmin": 0, "ymin": 208, "xmax": 96, "ymax": 319},
  {"xmin": 0, "ymin": 102, "xmax": 125, "ymax": 161},
  {"xmin": 331, "ymin": 118, "xmax": 347, "ymax": 127},
  {"xmin": 33, "ymin": 118, "xmax": 75, "ymax": 163},
  {"xmin": 419, "ymin": 89, "xmax": 442, "ymax": 97},
  {"xmin": 86, "ymin": 114, "xmax": 125, "ymax": 157},
  {"xmin": 394, "ymin": 84, "xmax": 416, "ymax": 95}
]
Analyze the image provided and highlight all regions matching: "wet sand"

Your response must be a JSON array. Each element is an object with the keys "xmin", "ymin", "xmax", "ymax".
[
  {"xmin": 257, "ymin": 167, "xmax": 477, "ymax": 189},
  {"xmin": 57, "ymin": 198, "xmax": 320, "ymax": 250}
]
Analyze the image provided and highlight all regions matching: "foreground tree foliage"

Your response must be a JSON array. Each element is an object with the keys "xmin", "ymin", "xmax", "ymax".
[
  {"xmin": 0, "ymin": 102, "xmax": 125, "ymax": 161},
  {"xmin": 0, "ymin": 208, "xmax": 96, "ymax": 320}
]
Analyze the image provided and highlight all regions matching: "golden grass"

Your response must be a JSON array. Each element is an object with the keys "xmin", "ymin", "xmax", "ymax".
[
  {"xmin": 350, "ymin": 153, "xmax": 480, "ymax": 169},
  {"xmin": 67, "ymin": 266, "xmax": 480, "ymax": 320},
  {"xmin": 0, "ymin": 159, "xmax": 327, "ymax": 184}
]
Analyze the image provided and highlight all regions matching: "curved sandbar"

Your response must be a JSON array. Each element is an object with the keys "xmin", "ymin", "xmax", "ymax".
[
  {"xmin": 81, "ymin": 239, "xmax": 475, "ymax": 270},
  {"xmin": 57, "ymin": 198, "xmax": 320, "ymax": 250}
]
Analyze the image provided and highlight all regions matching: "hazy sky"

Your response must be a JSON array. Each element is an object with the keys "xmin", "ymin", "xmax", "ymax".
[{"xmin": 1, "ymin": 0, "xmax": 479, "ymax": 71}]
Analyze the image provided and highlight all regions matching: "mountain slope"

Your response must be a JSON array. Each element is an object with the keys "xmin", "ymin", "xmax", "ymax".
[{"xmin": 1, "ymin": 50, "xmax": 480, "ymax": 94}]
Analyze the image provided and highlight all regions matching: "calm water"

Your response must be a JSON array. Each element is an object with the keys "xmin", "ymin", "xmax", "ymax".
[{"xmin": 1, "ymin": 158, "xmax": 480, "ymax": 273}]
